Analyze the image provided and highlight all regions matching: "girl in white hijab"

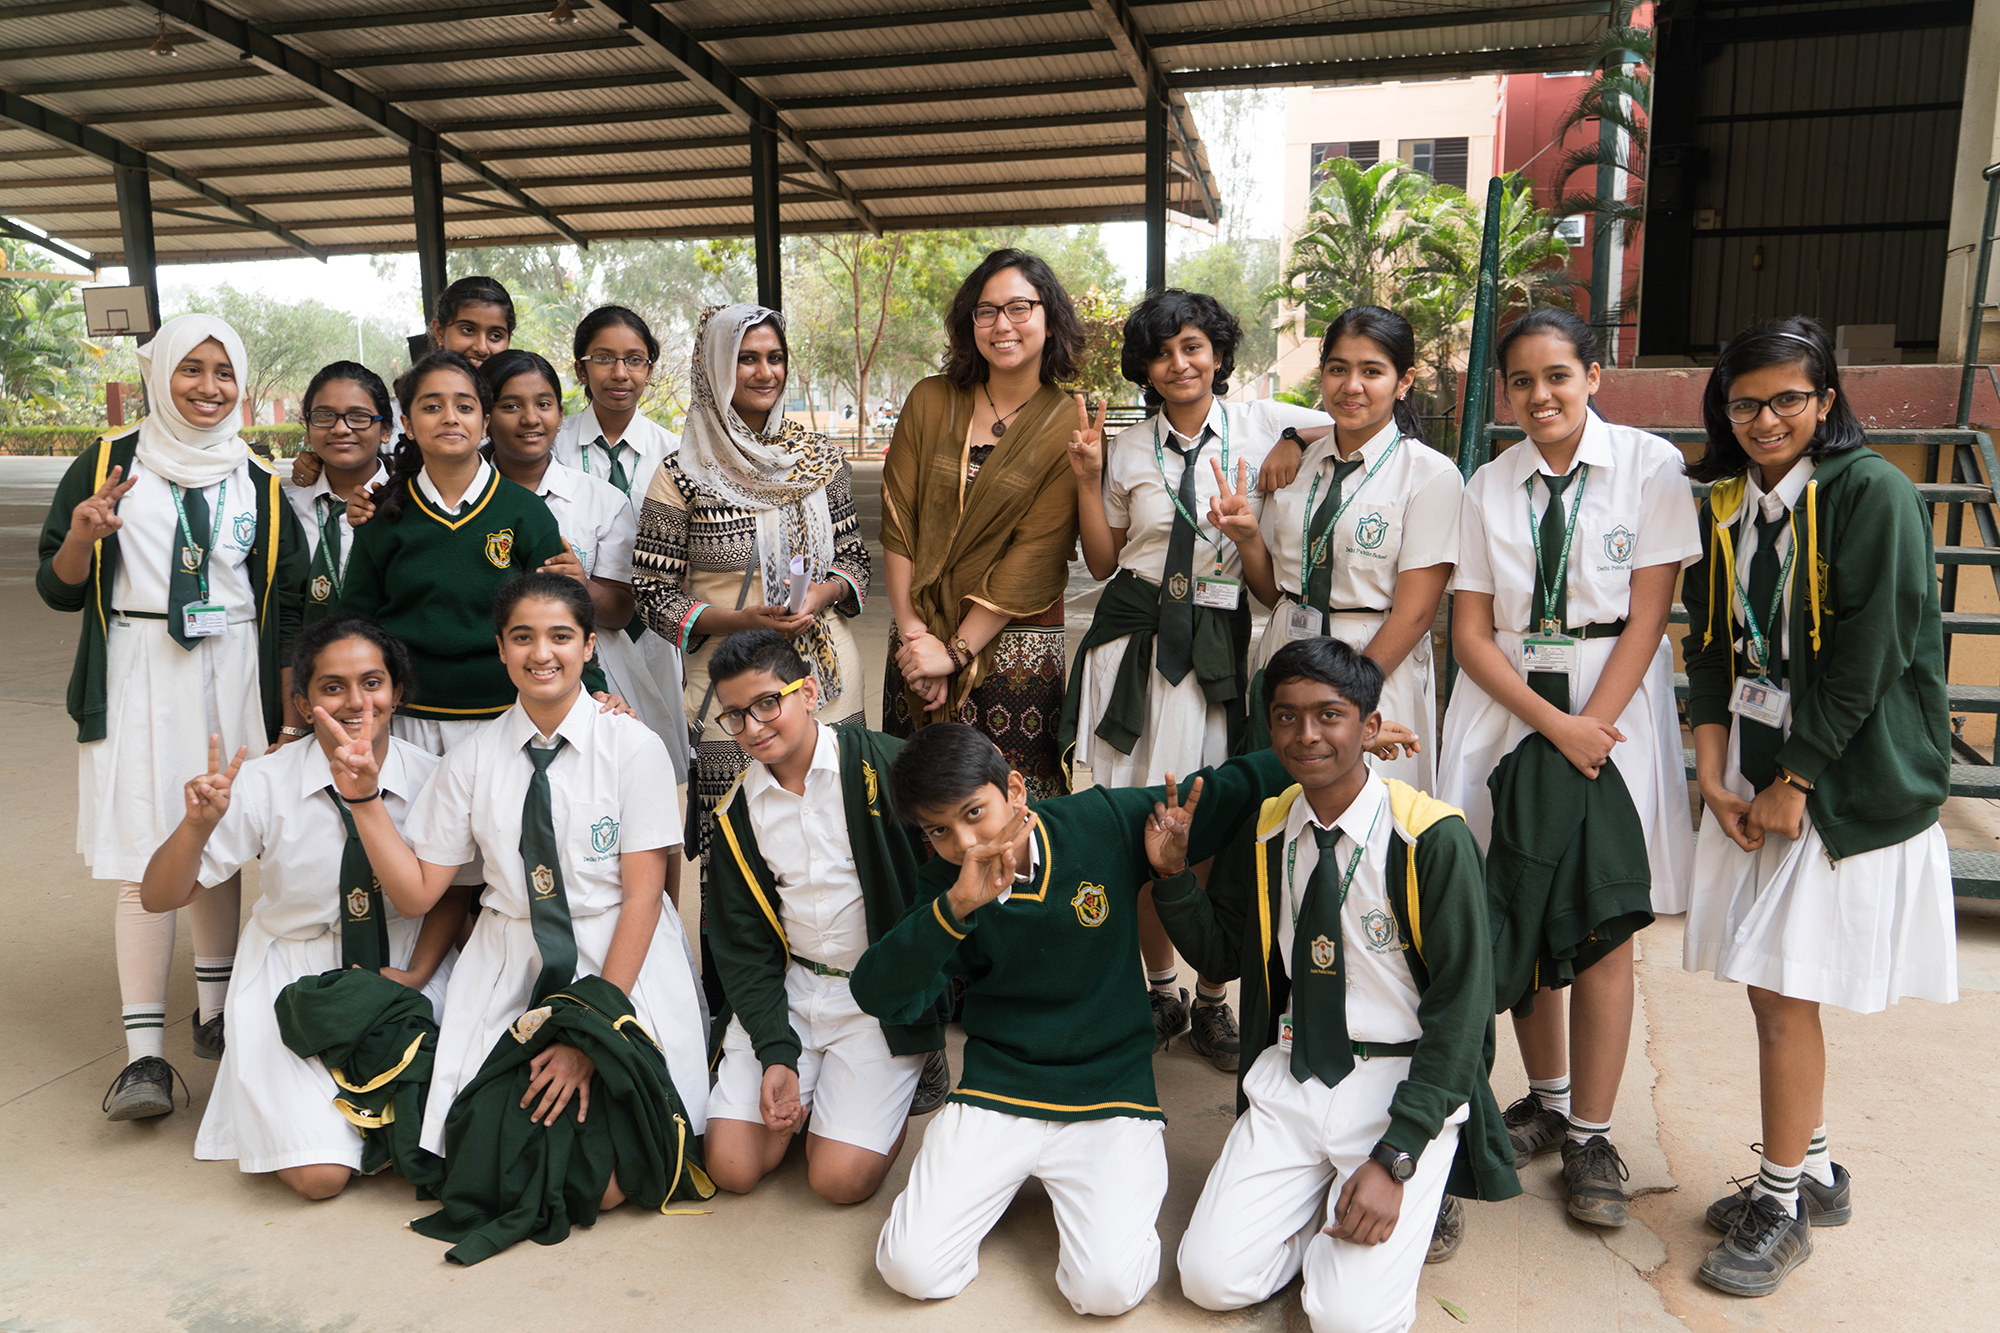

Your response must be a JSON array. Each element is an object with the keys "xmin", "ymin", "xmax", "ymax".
[{"xmin": 36, "ymin": 312, "xmax": 309, "ymax": 1123}]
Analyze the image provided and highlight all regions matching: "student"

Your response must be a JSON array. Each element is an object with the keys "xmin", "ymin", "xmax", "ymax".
[
  {"xmin": 852, "ymin": 723, "xmax": 1291, "ymax": 1316},
  {"xmin": 1060, "ymin": 288, "xmax": 1330, "ymax": 1069},
  {"xmin": 36, "ymin": 312, "xmax": 307, "ymax": 1121},
  {"xmin": 336, "ymin": 573, "xmax": 710, "ymax": 1238},
  {"xmin": 139, "ymin": 615, "xmax": 461, "ymax": 1198},
  {"xmin": 1680, "ymin": 317, "xmax": 1954, "ymax": 1296},
  {"xmin": 702, "ymin": 629, "xmax": 943, "ymax": 1204},
  {"xmin": 1242, "ymin": 306, "xmax": 1462, "ymax": 792},
  {"xmin": 1156, "ymin": 637, "xmax": 1516, "ymax": 1332},
  {"xmin": 289, "ymin": 362, "xmax": 390, "ymax": 626},
  {"xmin": 1437, "ymin": 309, "xmax": 1699, "ymax": 1226},
  {"xmin": 554, "ymin": 305, "xmax": 691, "ymax": 778}
]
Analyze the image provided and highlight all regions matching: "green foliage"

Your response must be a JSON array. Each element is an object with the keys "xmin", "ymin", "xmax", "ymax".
[
  {"xmin": 0, "ymin": 240, "xmax": 105, "ymax": 425},
  {"xmin": 1553, "ymin": 22, "xmax": 1654, "ymax": 299},
  {"xmin": 1069, "ymin": 284, "xmax": 1134, "ymax": 408},
  {"xmin": 1173, "ymin": 236, "xmax": 1280, "ymax": 390},
  {"xmin": 1273, "ymin": 157, "xmax": 1431, "ymax": 330},
  {"xmin": 173, "ymin": 284, "xmax": 405, "ymax": 420},
  {"xmin": 0, "ymin": 423, "xmax": 304, "ymax": 456}
]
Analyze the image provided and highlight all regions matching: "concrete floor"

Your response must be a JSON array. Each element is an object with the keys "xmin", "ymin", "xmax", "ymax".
[{"xmin": 4, "ymin": 455, "xmax": 1998, "ymax": 1332}]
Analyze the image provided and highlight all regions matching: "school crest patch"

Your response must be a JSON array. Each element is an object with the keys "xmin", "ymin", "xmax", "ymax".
[
  {"xmin": 862, "ymin": 759, "xmax": 880, "ymax": 811},
  {"xmin": 1071, "ymin": 881, "xmax": 1109, "ymax": 927},
  {"xmin": 1362, "ymin": 908, "xmax": 1397, "ymax": 952},
  {"xmin": 1310, "ymin": 933, "xmax": 1337, "ymax": 971},
  {"xmin": 531, "ymin": 862, "xmax": 556, "ymax": 898},
  {"xmin": 1355, "ymin": 511, "xmax": 1389, "ymax": 550},
  {"xmin": 346, "ymin": 886, "xmax": 370, "ymax": 920},
  {"xmin": 180, "ymin": 543, "xmax": 202, "ymax": 572},
  {"xmin": 231, "ymin": 513, "xmax": 256, "ymax": 549},
  {"xmin": 484, "ymin": 528, "xmax": 515, "ymax": 568},
  {"xmin": 1168, "ymin": 572, "xmax": 1190, "ymax": 602},
  {"xmin": 1603, "ymin": 525, "xmax": 1635, "ymax": 564},
  {"xmin": 590, "ymin": 816, "xmax": 619, "ymax": 855},
  {"xmin": 310, "ymin": 574, "xmax": 332, "ymax": 603},
  {"xmin": 510, "ymin": 1005, "xmax": 552, "ymax": 1044}
]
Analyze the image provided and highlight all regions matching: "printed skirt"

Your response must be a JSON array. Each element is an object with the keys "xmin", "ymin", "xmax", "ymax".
[{"xmin": 883, "ymin": 604, "xmax": 1068, "ymax": 803}]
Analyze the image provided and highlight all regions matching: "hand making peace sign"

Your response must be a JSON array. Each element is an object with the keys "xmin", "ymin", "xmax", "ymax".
[
  {"xmin": 1206, "ymin": 458, "xmax": 1261, "ymax": 549},
  {"xmin": 1066, "ymin": 393, "xmax": 1108, "ymax": 480},
  {"xmin": 1143, "ymin": 772, "xmax": 1206, "ymax": 879},
  {"xmin": 182, "ymin": 732, "xmax": 248, "ymax": 828},
  {"xmin": 67, "ymin": 464, "xmax": 139, "ymax": 545}
]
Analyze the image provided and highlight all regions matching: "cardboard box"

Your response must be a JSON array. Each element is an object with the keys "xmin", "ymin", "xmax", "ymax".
[
  {"xmin": 1836, "ymin": 324, "xmax": 1898, "ymax": 351},
  {"xmin": 1834, "ymin": 347, "xmax": 1904, "ymax": 366}
]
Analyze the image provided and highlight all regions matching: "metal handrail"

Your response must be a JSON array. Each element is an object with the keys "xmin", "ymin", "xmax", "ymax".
[
  {"xmin": 1956, "ymin": 160, "xmax": 2000, "ymax": 429},
  {"xmin": 1455, "ymin": 175, "xmax": 1508, "ymax": 479}
]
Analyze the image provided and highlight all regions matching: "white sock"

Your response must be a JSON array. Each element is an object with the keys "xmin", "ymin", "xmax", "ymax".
[
  {"xmin": 1566, "ymin": 1112, "xmax": 1610, "ymax": 1147},
  {"xmin": 1195, "ymin": 980, "xmax": 1227, "ymax": 1005},
  {"xmin": 1148, "ymin": 968, "xmax": 1178, "ymax": 996},
  {"xmin": 122, "ymin": 1004, "xmax": 165, "ymax": 1063},
  {"xmin": 1529, "ymin": 1075, "xmax": 1572, "ymax": 1121},
  {"xmin": 1803, "ymin": 1126, "xmax": 1834, "ymax": 1187},
  {"xmin": 194, "ymin": 956, "xmax": 233, "ymax": 1024},
  {"xmin": 1750, "ymin": 1155, "xmax": 1804, "ymax": 1216}
]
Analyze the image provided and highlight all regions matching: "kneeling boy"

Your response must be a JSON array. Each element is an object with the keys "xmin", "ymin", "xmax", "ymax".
[
  {"xmin": 703, "ymin": 629, "xmax": 945, "ymax": 1204},
  {"xmin": 1159, "ymin": 638, "xmax": 1518, "ymax": 1333}
]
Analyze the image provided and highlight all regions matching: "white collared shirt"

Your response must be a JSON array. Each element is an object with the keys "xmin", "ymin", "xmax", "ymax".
[
  {"xmin": 527, "ymin": 459, "xmax": 636, "ymax": 583},
  {"xmin": 1456, "ymin": 411, "xmax": 1701, "ymax": 631},
  {"xmin": 405, "ymin": 689, "xmax": 680, "ymax": 919},
  {"xmin": 1729, "ymin": 460, "xmax": 1816, "ymax": 661},
  {"xmin": 415, "ymin": 458, "xmax": 493, "ymax": 517},
  {"xmin": 553, "ymin": 409, "xmax": 680, "ymax": 521},
  {"xmin": 1103, "ymin": 397, "xmax": 1333, "ymax": 584},
  {"xmin": 993, "ymin": 820, "xmax": 1043, "ymax": 907},
  {"xmin": 1259, "ymin": 418, "xmax": 1464, "ymax": 610},
  {"xmin": 285, "ymin": 459, "xmax": 390, "ymax": 572},
  {"xmin": 198, "ymin": 735, "xmax": 436, "ymax": 941},
  {"xmin": 742, "ymin": 722, "xmax": 868, "ymax": 971},
  {"xmin": 110, "ymin": 456, "xmax": 263, "ymax": 619},
  {"xmin": 1275, "ymin": 775, "xmax": 1422, "ymax": 1045}
]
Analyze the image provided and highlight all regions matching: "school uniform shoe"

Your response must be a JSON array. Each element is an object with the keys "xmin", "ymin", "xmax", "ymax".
[
  {"xmin": 191, "ymin": 1008, "xmax": 225, "ymax": 1061},
  {"xmin": 1187, "ymin": 997, "xmax": 1241, "ymax": 1072},
  {"xmin": 1151, "ymin": 986, "xmax": 1190, "ymax": 1048},
  {"xmin": 1698, "ymin": 1193, "xmax": 1812, "ymax": 1297},
  {"xmin": 1706, "ymin": 1164, "xmax": 1853, "ymax": 1232},
  {"xmin": 102, "ymin": 1056, "xmax": 188, "ymax": 1122},
  {"xmin": 1560, "ymin": 1135, "xmax": 1631, "ymax": 1227},
  {"xmin": 1426, "ymin": 1196, "xmax": 1465, "ymax": 1264},
  {"xmin": 911, "ymin": 1048, "xmax": 952, "ymax": 1117},
  {"xmin": 1502, "ymin": 1094, "xmax": 1567, "ymax": 1169}
]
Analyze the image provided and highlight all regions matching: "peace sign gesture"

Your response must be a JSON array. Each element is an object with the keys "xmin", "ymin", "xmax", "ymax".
[
  {"xmin": 183, "ymin": 732, "xmax": 247, "ymax": 828},
  {"xmin": 68, "ymin": 464, "xmax": 138, "ymax": 545},
  {"xmin": 943, "ymin": 801, "xmax": 1037, "ymax": 922},
  {"xmin": 314, "ymin": 698, "xmax": 381, "ymax": 801},
  {"xmin": 1144, "ymin": 771, "xmax": 1206, "ymax": 878},
  {"xmin": 1207, "ymin": 458, "xmax": 1261, "ymax": 549},
  {"xmin": 1066, "ymin": 393, "xmax": 1108, "ymax": 480}
]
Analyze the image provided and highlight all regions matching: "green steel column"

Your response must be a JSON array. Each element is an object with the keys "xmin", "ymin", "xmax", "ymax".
[
  {"xmin": 750, "ymin": 113, "xmax": 782, "ymax": 311},
  {"xmin": 1958, "ymin": 164, "xmax": 2000, "ymax": 429},
  {"xmin": 1456, "ymin": 174, "xmax": 1507, "ymax": 480}
]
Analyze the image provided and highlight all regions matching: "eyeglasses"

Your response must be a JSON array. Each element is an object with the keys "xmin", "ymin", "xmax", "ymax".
[
  {"xmin": 580, "ymin": 353, "xmax": 653, "ymax": 370},
  {"xmin": 971, "ymin": 299, "xmax": 1043, "ymax": 328},
  {"xmin": 307, "ymin": 408, "xmax": 384, "ymax": 430},
  {"xmin": 1725, "ymin": 390, "xmax": 1822, "ymax": 425},
  {"xmin": 714, "ymin": 676, "xmax": 807, "ymax": 736}
]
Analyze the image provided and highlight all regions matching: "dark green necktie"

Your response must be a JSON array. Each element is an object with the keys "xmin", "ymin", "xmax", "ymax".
[
  {"xmin": 306, "ymin": 495, "xmax": 345, "ymax": 621},
  {"xmin": 594, "ymin": 435, "xmax": 631, "ymax": 495},
  {"xmin": 1303, "ymin": 457, "xmax": 1366, "ymax": 614},
  {"xmin": 330, "ymin": 788, "xmax": 390, "ymax": 972},
  {"xmin": 1156, "ymin": 428, "xmax": 1208, "ymax": 685},
  {"xmin": 1738, "ymin": 509, "xmax": 1792, "ymax": 791},
  {"xmin": 1290, "ymin": 824, "xmax": 1354, "ymax": 1089},
  {"xmin": 522, "ymin": 739, "xmax": 578, "ymax": 1007},
  {"xmin": 166, "ymin": 482, "xmax": 212, "ymax": 651},
  {"xmin": 1526, "ymin": 469, "xmax": 1579, "ymax": 712}
]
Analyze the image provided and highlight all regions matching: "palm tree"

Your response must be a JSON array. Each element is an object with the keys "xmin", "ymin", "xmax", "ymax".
[
  {"xmin": 0, "ymin": 249, "xmax": 95, "ymax": 424},
  {"xmin": 1271, "ymin": 157, "xmax": 1430, "ymax": 336},
  {"xmin": 1554, "ymin": 24, "xmax": 1654, "ymax": 322}
]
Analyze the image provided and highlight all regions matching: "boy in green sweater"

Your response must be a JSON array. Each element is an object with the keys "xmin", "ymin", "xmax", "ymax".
[
  {"xmin": 1157, "ymin": 637, "xmax": 1517, "ymax": 1333},
  {"xmin": 851, "ymin": 722, "xmax": 1291, "ymax": 1316}
]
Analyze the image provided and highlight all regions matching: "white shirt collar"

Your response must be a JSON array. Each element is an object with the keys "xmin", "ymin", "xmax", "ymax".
[
  {"xmin": 296, "ymin": 732, "xmax": 414, "ymax": 802},
  {"xmin": 1296, "ymin": 772, "xmax": 1388, "ymax": 851},
  {"xmin": 530, "ymin": 458, "xmax": 583, "ymax": 502},
  {"xmin": 1744, "ymin": 459, "xmax": 1816, "ymax": 522},
  {"xmin": 1160, "ymin": 397, "xmax": 1227, "ymax": 449},
  {"xmin": 416, "ymin": 457, "xmax": 492, "ymax": 514},
  {"xmin": 1307, "ymin": 416, "xmax": 1398, "ymax": 475},
  {"xmin": 743, "ymin": 721, "xmax": 838, "ymax": 801},
  {"xmin": 304, "ymin": 459, "xmax": 389, "ymax": 507},
  {"xmin": 1505, "ymin": 409, "xmax": 1615, "ymax": 489},
  {"xmin": 499, "ymin": 687, "xmax": 597, "ymax": 754}
]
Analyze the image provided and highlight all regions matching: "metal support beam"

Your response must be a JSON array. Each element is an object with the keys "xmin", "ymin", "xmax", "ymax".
[
  {"xmin": 1144, "ymin": 93, "xmax": 1166, "ymax": 294},
  {"xmin": 113, "ymin": 162, "xmax": 157, "ymax": 347},
  {"xmin": 1085, "ymin": 0, "xmax": 1220, "ymax": 226},
  {"xmin": 0, "ymin": 216, "xmax": 96, "ymax": 268},
  {"xmin": 750, "ymin": 116, "xmax": 781, "ymax": 309},
  {"xmin": 410, "ymin": 144, "xmax": 447, "ymax": 324}
]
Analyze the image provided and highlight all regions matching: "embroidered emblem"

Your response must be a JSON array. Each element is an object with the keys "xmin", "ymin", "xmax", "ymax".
[
  {"xmin": 1355, "ymin": 511, "xmax": 1389, "ymax": 550},
  {"xmin": 484, "ymin": 528, "xmax": 515, "ymax": 568},
  {"xmin": 590, "ymin": 816, "xmax": 619, "ymax": 855},
  {"xmin": 1603, "ymin": 525, "xmax": 1635, "ymax": 563},
  {"xmin": 180, "ymin": 543, "xmax": 201, "ymax": 572},
  {"xmin": 1071, "ymin": 881, "xmax": 1109, "ymax": 927},
  {"xmin": 310, "ymin": 574, "xmax": 332, "ymax": 603},
  {"xmin": 1362, "ymin": 908, "xmax": 1398, "ymax": 952},
  {"xmin": 1246, "ymin": 465, "xmax": 1260, "ymax": 492},
  {"xmin": 1310, "ymin": 933, "xmax": 1337, "ymax": 971},
  {"xmin": 531, "ymin": 863, "xmax": 556, "ymax": 898},
  {"xmin": 1168, "ymin": 571, "xmax": 1190, "ymax": 601},
  {"xmin": 510, "ymin": 1005, "xmax": 552, "ymax": 1044},
  {"xmin": 232, "ymin": 513, "xmax": 256, "ymax": 549},
  {"xmin": 862, "ymin": 759, "xmax": 880, "ymax": 809},
  {"xmin": 346, "ymin": 886, "xmax": 370, "ymax": 920}
]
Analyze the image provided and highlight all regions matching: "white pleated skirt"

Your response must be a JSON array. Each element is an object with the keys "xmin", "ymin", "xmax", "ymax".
[
  {"xmin": 1249, "ymin": 608, "xmax": 1437, "ymax": 793},
  {"xmin": 1073, "ymin": 635, "xmax": 1229, "ymax": 789},
  {"xmin": 1436, "ymin": 629, "xmax": 1694, "ymax": 915},
  {"xmin": 420, "ymin": 900, "xmax": 710, "ymax": 1156},
  {"xmin": 594, "ymin": 625, "xmax": 691, "ymax": 784},
  {"xmin": 193, "ymin": 915, "xmax": 454, "ymax": 1174},
  {"xmin": 78, "ymin": 616, "xmax": 265, "ymax": 884}
]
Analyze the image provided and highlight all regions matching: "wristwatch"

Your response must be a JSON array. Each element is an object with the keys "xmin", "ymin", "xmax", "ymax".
[
  {"xmin": 1279, "ymin": 426, "xmax": 1304, "ymax": 446},
  {"xmin": 1368, "ymin": 1141, "xmax": 1416, "ymax": 1183}
]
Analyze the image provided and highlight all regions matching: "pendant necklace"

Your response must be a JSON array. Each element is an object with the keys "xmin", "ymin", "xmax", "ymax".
[{"xmin": 982, "ymin": 381, "xmax": 1030, "ymax": 437}]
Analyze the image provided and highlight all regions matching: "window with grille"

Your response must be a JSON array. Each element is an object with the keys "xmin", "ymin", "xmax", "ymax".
[
  {"xmin": 1309, "ymin": 140, "xmax": 1381, "ymax": 192},
  {"xmin": 1397, "ymin": 137, "xmax": 1469, "ymax": 189}
]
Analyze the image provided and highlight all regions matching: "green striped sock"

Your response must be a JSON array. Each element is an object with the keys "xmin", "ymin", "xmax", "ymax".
[
  {"xmin": 1750, "ymin": 1157, "xmax": 1803, "ymax": 1214},
  {"xmin": 194, "ymin": 956, "xmax": 233, "ymax": 1024},
  {"xmin": 121, "ymin": 1004, "xmax": 165, "ymax": 1062},
  {"xmin": 1529, "ymin": 1075, "xmax": 1571, "ymax": 1120},
  {"xmin": 1802, "ymin": 1127, "xmax": 1834, "ymax": 1187}
]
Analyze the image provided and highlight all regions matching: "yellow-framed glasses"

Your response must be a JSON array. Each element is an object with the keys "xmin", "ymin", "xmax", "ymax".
[{"xmin": 715, "ymin": 675, "xmax": 807, "ymax": 736}]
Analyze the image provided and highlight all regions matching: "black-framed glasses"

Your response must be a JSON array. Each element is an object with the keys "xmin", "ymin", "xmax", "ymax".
[
  {"xmin": 307, "ymin": 408, "xmax": 384, "ymax": 430},
  {"xmin": 971, "ymin": 299, "xmax": 1043, "ymax": 328},
  {"xmin": 714, "ymin": 676, "xmax": 807, "ymax": 736},
  {"xmin": 1725, "ymin": 390, "xmax": 1822, "ymax": 425},
  {"xmin": 581, "ymin": 353, "xmax": 653, "ymax": 370}
]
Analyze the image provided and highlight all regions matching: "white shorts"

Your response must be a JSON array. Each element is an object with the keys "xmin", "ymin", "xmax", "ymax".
[{"xmin": 708, "ymin": 966, "xmax": 924, "ymax": 1155}]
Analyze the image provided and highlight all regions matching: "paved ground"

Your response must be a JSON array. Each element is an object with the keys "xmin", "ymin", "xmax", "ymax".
[{"xmin": 4, "ymin": 455, "xmax": 1997, "ymax": 1332}]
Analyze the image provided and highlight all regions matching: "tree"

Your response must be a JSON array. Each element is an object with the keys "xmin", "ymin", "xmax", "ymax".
[
  {"xmin": 0, "ymin": 241, "xmax": 99, "ymax": 423},
  {"xmin": 176, "ymin": 285, "xmax": 399, "ymax": 421},
  {"xmin": 1174, "ymin": 236, "xmax": 1280, "ymax": 392},
  {"xmin": 1271, "ymin": 158, "xmax": 1431, "ymax": 336},
  {"xmin": 800, "ymin": 232, "xmax": 911, "ymax": 441},
  {"xmin": 1553, "ymin": 23, "xmax": 1654, "ymax": 323},
  {"xmin": 1069, "ymin": 285, "xmax": 1134, "ymax": 408}
]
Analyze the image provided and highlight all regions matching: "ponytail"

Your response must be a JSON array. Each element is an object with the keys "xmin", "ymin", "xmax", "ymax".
[
  {"xmin": 373, "ymin": 432, "xmax": 424, "ymax": 524},
  {"xmin": 1391, "ymin": 395, "xmax": 1426, "ymax": 444}
]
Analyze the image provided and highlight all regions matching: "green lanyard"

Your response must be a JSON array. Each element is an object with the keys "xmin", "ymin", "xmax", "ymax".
[
  {"xmin": 1733, "ymin": 514, "xmax": 1797, "ymax": 676},
  {"xmin": 1524, "ymin": 464, "xmax": 1588, "ymax": 635},
  {"xmin": 1285, "ymin": 802, "xmax": 1384, "ymax": 926},
  {"xmin": 1152, "ymin": 407, "xmax": 1230, "ymax": 553},
  {"xmin": 1299, "ymin": 429, "xmax": 1401, "ymax": 576},
  {"xmin": 169, "ymin": 478, "xmax": 227, "ymax": 602}
]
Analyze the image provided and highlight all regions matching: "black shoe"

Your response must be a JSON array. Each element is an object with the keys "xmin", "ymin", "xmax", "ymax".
[
  {"xmin": 1707, "ymin": 1163, "xmax": 1852, "ymax": 1232},
  {"xmin": 1426, "ymin": 1195, "xmax": 1465, "ymax": 1264},
  {"xmin": 910, "ymin": 1048, "xmax": 952, "ymax": 1117},
  {"xmin": 1150, "ymin": 986, "xmax": 1190, "ymax": 1049},
  {"xmin": 191, "ymin": 1007, "xmax": 224, "ymax": 1061},
  {"xmin": 1698, "ymin": 1192, "xmax": 1812, "ymax": 1297},
  {"xmin": 1560, "ymin": 1135, "xmax": 1631, "ymax": 1228},
  {"xmin": 1187, "ymin": 997, "xmax": 1240, "ymax": 1072},
  {"xmin": 102, "ymin": 1056, "xmax": 188, "ymax": 1122},
  {"xmin": 1502, "ymin": 1094, "xmax": 1567, "ymax": 1169}
]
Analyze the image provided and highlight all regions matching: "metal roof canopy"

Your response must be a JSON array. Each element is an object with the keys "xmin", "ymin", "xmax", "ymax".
[{"xmin": 0, "ymin": 0, "xmax": 1610, "ymax": 315}]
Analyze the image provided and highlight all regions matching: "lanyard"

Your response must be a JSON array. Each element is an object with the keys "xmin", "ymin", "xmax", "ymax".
[
  {"xmin": 1285, "ymin": 802, "xmax": 1384, "ymax": 927},
  {"xmin": 169, "ymin": 478, "xmax": 227, "ymax": 602},
  {"xmin": 1300, "ymin": 429, "xmax": 1401, "ymax": 576},
  {"xmin": 1732, "ymin": 512, "xmax": 1797, "ymax": 674},
  {"xmin": 1152, "ymin": 407, "xmax": 1229, "ymax": 553},
  {"xmin": 1524, "ymin": 464, "xmax": 1588, "ymax": 634}
]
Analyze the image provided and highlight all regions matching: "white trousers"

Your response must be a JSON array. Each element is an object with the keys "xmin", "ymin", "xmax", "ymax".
[
  {"xmin": 1179, "ymin": 1048, "xmax": 1463, "ymax": 1333},
  {"xmin": 876, "ymin": 1103, "xmax": 1168, "ymax": 1317}
]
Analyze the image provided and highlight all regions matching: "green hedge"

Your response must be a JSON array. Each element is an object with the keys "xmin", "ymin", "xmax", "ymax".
[{"xmin": 0, "ymin": 424, "xmax": 307, "ymax": 457}]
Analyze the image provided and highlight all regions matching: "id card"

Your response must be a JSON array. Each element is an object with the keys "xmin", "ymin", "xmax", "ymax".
[
  {"xmin": 1193, "ymin": 574, "xmax": 1241, "ymax": 610},
  {"xmin": 1277, "ymin": 1013, "xmax": 1294, "ymax": 1051},
  {"xmin": 1286, "ymin": 604, "xmax": 1324, "ymax": 641},
  {"xmin": 1729, "ymin": 676, "xmax": 1790, "ymax": 728},
  {"xmin": 1520, "ymin": 634, "xmax": 1579, "ymax": 675},
  {"xmin": 181, "ymin": 599, "xmax": 226, "ymax": 638}
]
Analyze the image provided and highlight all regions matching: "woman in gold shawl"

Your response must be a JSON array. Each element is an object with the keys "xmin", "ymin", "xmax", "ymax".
[{"xmin": 881, "ymin": 249, "xmax": 1082, "ymax": 800}]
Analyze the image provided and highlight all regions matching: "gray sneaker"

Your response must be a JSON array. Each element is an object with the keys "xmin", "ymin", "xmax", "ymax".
[
  {"xmin": 192, "ymin": 1007, "xmax": 225, "ymax": 1061},
  {"xmin": 1426, "ymin": 1195, "xmax": 1465, "ymax": 1264},
  {"xmin": 1698, "ymin": 1192, "xmax": 1812, "ymax": 1297},
  {"xmin": 1707, "ymin": 1164, "xmax": 1852, "ymax": 1232},
  {"xmin": 1560, "ymin": 1135, "xmax": 1631, "ymax": 1228},
  {"xmin": 1187, "ymin": 997, "xmax": 1240, "ymax": 1072},
  {"xmin": 1502, "ymin": 1095, "xmax": 1567, "ymax": 1169},
  {"xmin": 102, "ymin": 1056, "xmax": 186, "ymax": 1122},
  {"xmin": 910, "ymin": 1048, "xmax": 952, "ymax": 1117},
  {"xmin": 1150, "ymin": 986, "xmax": 1190, "ymax": 1049}
]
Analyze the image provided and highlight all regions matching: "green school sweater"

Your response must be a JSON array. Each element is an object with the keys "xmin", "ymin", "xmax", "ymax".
[
  {"xmin": 335, "ymin": 469, "xmax": 566, "ymax": 721},
  {"xmin": 1153, "ymin": 780, "xmax": 1519, "ymax": 1203},
  {"xmin": 850, "ymin": 748, "xmax": 1290, "ymax": 1123},
  {"xmin": 1682, "ymin": 447, "xmax": 1949, "ymax": 859},
  {"xmin": 706, "ymin": 723, "xmax": 944, "ymax": 1070},
  {"xmin": 34, "ymin": 430, "xmax": 307, "ymax": 744}
]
